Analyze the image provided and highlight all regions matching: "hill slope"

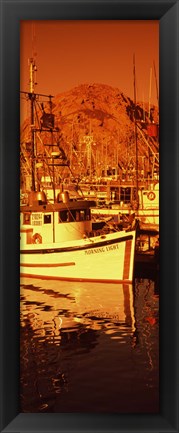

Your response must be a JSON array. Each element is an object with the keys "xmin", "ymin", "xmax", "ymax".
[{"xmin": 20, "ymin": 83, "xmax": 159, "ymax": 182}]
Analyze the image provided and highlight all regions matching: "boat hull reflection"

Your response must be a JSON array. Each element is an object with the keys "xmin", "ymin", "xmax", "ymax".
[{"xmin": 20, "ymin": 278, "xmax": 159, "ymax": 413}]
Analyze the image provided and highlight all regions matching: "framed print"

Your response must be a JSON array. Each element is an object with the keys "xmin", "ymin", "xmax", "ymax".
[{"xmin": 0, "ymin": 0, "xmax": 178, "ymax": 432}]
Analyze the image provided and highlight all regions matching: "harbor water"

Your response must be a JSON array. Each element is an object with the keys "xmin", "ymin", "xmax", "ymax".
[{"xmin": 20, "ymin": 276, "xmax": 159, "ymax": 413}]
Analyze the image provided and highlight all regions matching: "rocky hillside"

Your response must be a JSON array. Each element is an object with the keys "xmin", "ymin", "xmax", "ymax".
[{"xmin": 20, "ymin": 83, "xmax": 159, "ymax": 183}]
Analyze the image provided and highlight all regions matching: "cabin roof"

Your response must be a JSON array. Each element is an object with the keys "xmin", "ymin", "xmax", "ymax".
[{"xmin": 20, "ymin": 199, "xmax": 96, "ymax": 213}]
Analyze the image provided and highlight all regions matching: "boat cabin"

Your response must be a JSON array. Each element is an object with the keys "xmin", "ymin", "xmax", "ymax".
[
  {"xmin": 20, "ymin": 191, "xmax": 96, "ymax": 246},
  {"xmin": 108, "ymin": 182, "xmax": 159, "ymax": 210}
]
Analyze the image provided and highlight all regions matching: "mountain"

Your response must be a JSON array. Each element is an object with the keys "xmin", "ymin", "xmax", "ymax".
[{"xmin": 20, "ymin": 83, "xmax": 159, "ymax": 183}]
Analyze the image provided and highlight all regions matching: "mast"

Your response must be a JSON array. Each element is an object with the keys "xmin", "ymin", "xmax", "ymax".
[
  {"xmin": 133, "ymin": 54, "xmax": 139, "ymax": 209},
  {"xmin": 21, "ymin": 57, "xmax": 69, "ymax": 204},
  {"xmin": 29, "ymin": 58, "xmax": 37, "ymax": 191},
  {"xmin": 153, "ymin": 60, "xmax": 159, "ymax": 109},
  {"xmin": 148, "ymin": 67, "xmax": 152, "ymax": 119}
]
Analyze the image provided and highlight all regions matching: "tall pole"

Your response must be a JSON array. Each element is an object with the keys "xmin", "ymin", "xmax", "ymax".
[
  {"xmin": 153, "ymin": 61, "xmax": 159, "ymax": 109},
  {"xmin": 29, "ymin": 58, "xmax": 36, "ymax": 191},
  {"xmin": 133, "ymin": 54, "xmax": 139, "ymax": 208},
  {"xmin": 148, "ymin": 67, "xmax": 152, "ymax": 118}
]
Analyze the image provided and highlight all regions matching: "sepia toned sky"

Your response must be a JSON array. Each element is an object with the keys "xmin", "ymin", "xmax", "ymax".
[{"xmin": 20, "ymin": 20, "xmax": 159, "ymax": 114}]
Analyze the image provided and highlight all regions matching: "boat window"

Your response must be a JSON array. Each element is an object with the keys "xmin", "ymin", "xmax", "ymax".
[
  {"xmin": 120, "ymin": 187, "xmax": 131, "ymax": 203},
  {"xmin": 59, "ymin": 209, "xmax": 90, "ymax": 222},
  {"xmin": 132, "ymin": 188, "xmax": 137, "ymax": 201},
  {"xmin": 110, "ymin": 187, "xmax": 120, "ymax": 201},
  {"xmin": 76, "ymin": 210, "xmax": 80, "ymax": 221},
  {"xmin": 86, "ymin": 209, "xmax": 91, "ymax": 220},
  {"xmin": 68, "ymin": 210, "xmax": 76, "ymax": 222},
  {"xmin": 23, "ymin": 213, "xmax": 31, "ymax": 225},
  {"xmin": 78, "ymin": 209, "xmax": 90, "ymax": 221},
  {"xmin": 80, "ymin": 210, "xmax": 85, "ymax": 221},
  {"xmin": 59, "ymin": 210, "xmax": 68, "ymax": 222},
  {"xmin": 44, "ymin": 214, "xmax": 51, "ymax": 224}
]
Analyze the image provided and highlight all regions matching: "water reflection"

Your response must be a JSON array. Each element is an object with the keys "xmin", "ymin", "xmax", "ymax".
[
  {"xmin": 20, "ymin": 278, "xmax": 159, "ymax": 413},
  {"xmin": 20, "ymin": 281, "xmax": 135, "ymax": 343},
  {"xmin": 133, "ymin": 279, "xmax": 159, "ymax": 374}
]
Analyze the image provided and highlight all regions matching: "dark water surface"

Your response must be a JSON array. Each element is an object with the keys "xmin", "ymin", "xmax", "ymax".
[{"xmin": 20, "ymin": 277, "xmax": 159, "ymax": 413}]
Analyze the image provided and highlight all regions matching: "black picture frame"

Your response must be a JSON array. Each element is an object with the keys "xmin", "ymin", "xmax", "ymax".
[{"xmin": 0, "ymin": 0, "xmax": 178, "ymax": 432}]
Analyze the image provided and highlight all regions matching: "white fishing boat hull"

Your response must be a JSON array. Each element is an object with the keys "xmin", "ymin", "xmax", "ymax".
[{"xmin": 20, "ymin": 230, "xmax": 136, "ymax": 283}]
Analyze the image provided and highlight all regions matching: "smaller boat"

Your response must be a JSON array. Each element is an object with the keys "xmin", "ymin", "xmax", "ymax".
[{"xmin": 90, "ymin": 181, "xmax": 159, "ymax": 229}]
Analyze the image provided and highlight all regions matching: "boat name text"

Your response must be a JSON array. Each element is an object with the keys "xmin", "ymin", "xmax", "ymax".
[{"xmin": 85, "ymin": 244, "xmax": 119, "ymax": 255}]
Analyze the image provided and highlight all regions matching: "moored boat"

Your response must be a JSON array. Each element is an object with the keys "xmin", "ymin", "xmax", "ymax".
[
  {"xmin": 90, "ymin": 181, "xmax": 159, "ymax": 229},
  {"xmin": 20, "ymin": 191, "xmax": 136, "ymax": 283},
  {"xmin": 20, "ymin": 58, "xmax": 136, "ymax": 283}
]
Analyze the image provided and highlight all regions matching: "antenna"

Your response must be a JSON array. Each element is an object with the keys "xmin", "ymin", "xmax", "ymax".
[
  {"xmin": 28, "ymin": 57, "xmax": 37, "ymax": 94},
  {"xmin": 31, "ymin": 21, "xmax": 37, "ymax": 59},
  {"xmin": 28, "ymin": 22, "xmax": 38, "ymax": 93}
]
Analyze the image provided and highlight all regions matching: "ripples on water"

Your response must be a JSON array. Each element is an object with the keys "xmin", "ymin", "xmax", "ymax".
[{"xmin": 20, "ymin": 277, "xmax": 159, "ymax": 413}]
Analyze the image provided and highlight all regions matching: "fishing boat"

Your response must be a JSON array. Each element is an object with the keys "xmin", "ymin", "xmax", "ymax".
[
  {"xmin": 20, "ymin": 190, "xmax": 136, "ymax": 283},
  {"xmin": 20, "ymin": 58, "xmax": 136, "ymax": 283},
  {"xmin": 90, "ymin": 180, "xmax": 159, "ymax": 229}
]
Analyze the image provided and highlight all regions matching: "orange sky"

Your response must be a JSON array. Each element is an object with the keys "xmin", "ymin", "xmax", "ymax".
[{"xmin": 20, "ymin": 20, "xmax": 159, "ymax": 113}]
